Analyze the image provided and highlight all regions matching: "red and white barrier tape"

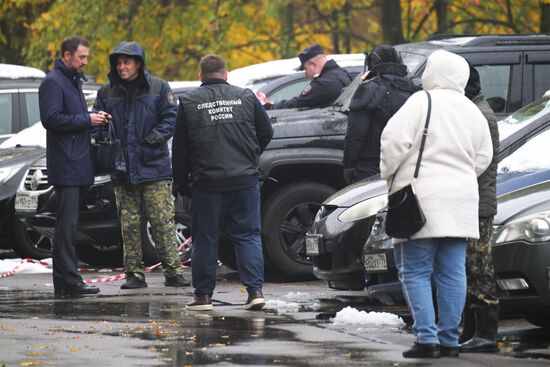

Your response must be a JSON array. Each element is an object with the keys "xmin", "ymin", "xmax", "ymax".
[
  {"xmin": 0, "ymin": 258, "xmax": 51, "ymax": 278},
  {"xmin": 1, "ymin": 237, "xmax": 193, "ymax": 284}
]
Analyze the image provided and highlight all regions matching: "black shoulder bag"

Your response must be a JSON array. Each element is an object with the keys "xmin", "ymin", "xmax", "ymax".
[
  {"xmin": 385, "ymin": 91, "xmax": 432, "ymax": 239},
  {"xmin": 93, "ymin": 120, "xmax": 126, "ymax": 175}
]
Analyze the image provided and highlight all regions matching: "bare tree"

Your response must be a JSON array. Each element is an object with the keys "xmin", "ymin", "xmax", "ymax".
[
  {"xmin": 279, "ymin": 3, "xmax": 295, "ymax": 58},
  {"xmin": 540, "ymin": 0, "xmax": 550, "ymax": 33},
  {"xmin": 434, "ymin": 0, "xmax": 448, "ymax": 34},
  {"xmin": 380, "ymin": 0, "xmax": 404, "ymax": 44}
]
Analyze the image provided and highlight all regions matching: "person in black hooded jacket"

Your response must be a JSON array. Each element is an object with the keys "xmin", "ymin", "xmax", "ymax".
[
  {"xmin": 342, "ymin": 45, "xmax": 418, "ymax": 184},
  {"xmin": 93, "ymin": 41, "xmax": 188, "ymax": 290}
]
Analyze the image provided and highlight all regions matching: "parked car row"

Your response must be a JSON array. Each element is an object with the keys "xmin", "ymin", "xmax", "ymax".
[
  {"xmin": 4, "ymin": 34, "xmax": 550, "ymax": 285},
  {"xmin": 307, "ymin": 89, "xmax": 550, "ymax": 329}
]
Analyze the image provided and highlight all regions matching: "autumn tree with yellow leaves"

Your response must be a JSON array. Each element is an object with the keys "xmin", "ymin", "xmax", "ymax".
[{"xmin": 1, "ymin": 0, "xmax": 550, "ymax": 82}]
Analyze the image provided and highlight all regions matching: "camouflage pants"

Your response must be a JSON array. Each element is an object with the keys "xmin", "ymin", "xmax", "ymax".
[
  {"xmin": 114, "ymin": 180, "xmax": 184, "ymax": 281},
  {"xmin": 466, "ymin": 216, "xmax": 499, "ymax": 307}
]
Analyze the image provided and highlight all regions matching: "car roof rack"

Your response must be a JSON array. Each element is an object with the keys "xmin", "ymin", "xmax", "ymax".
[{"xmin": 425, "ymin": 33, "xmax": 550, "ymax": 47}]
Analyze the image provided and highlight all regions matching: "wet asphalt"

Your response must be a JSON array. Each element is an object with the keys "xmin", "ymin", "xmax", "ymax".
[{"xmin": 0, "ymin": 252, "xmax": 549, "ymax": 366}]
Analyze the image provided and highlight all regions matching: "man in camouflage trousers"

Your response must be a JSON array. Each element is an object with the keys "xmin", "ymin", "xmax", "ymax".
[
  {"xmin": 93, "ymin": 41, "xmax": 188, "ymax": 289},
  {"xmin": 460, "ymin": 63, "xmax": 500, "ymax": 353}
]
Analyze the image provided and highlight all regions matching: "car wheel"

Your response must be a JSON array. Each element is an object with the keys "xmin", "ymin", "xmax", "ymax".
[
  {"xmin": 524, "ymin": 313, "xmax": 550, "ymax": 329},
  {"xmin": 218, "ymin": 237, "xmax": 238, "ymax": 270},
  {"xmin": 262, "ymin": 182, "xmax": 335, "ymax": 280},
  {"xmin": 12, "ymin": 218, "xmax": 53, "ymax": 259},
  {"xmin": 140, "ymin": 219, "xmax": 191, "ymax": 266}
]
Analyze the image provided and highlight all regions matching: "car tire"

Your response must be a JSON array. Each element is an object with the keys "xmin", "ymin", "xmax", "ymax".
[
  {"xmin": 218, "ymin": 237, "xmax": 238, "ymax": 270},
  {"xmin": 12, "ymin": 218, "xmax": 53, "ymax": 259},
  {"xmin": 140, "ymin": 217, "xmax": 162, "ymax": 266},
  {"xmin": 140, "ymin": 218, "xmax": 192, "ymax": 267},
  {"xmin": 262, "ymin": 182, "xmax": 335, "ymax": 280}
]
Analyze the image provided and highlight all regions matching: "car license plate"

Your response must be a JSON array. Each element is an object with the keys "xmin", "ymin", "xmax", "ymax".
[
  {"xmin": 364, "ymin": 253, "xmax": 387, "ymax": 271},
  {"xmin": 305, "ymin": 234, "xmax": 322, "ymax": 255},
  {"xmin": 15, "ymin": 194, "xmax": 38, "ymax": 212}
]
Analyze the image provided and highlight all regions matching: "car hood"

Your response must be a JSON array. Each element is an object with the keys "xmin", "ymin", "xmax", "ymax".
[
  {"xmin": 0, "ymin": 146, "xmax": 45, "ymax": 201},
  {"xmin": 0, "ymin": 122, "xmax": 46, "ymax": 148},
  {"xmin": 494, "ymin": 179, "xmax": 550, "ymax": 225},
  {"xmin": 0, "ymin": 146, "xmax": 45, "ymax": 166},
  {"xmin": 323, "ymin": 178, "xmax": 387, "ymax": 207}
]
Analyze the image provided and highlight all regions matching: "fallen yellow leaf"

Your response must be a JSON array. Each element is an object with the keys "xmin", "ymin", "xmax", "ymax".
[{"xmin": 20, "ymin": 361, "xmax": 41, "ymax": 366}]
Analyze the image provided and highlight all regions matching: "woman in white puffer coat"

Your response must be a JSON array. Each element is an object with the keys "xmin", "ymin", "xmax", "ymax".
[{"xmin": 380, "ymin": 49, "xmax": 493, "ymax": 359}]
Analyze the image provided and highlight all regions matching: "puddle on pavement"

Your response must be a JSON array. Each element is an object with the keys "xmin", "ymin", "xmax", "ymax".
[{"xmin": 1, "ymin": 288, "xmax": 549, "ymax": 364}]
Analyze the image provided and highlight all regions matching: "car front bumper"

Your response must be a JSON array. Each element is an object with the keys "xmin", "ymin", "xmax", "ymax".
[
  {"xmin": 493, "ymin": 240, "xmax": 550, "ymax": 313},
  {"xmin": 308, "ymin": 208, "xmax": 373, "ymax": 290}
]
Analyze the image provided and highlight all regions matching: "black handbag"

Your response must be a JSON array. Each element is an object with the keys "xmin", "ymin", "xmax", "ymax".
[
  {"xmin": 93, "ymin": 120, "xmax": 126, "ymax": 175},
  {"xmin": 385, "ymin": 91, "xmax": 432, "ymax": 239}
]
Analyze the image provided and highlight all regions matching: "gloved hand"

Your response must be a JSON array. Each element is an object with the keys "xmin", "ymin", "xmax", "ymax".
[
  {"xmin": 142, "ymin": 131, "xmax": 164, "ymax": 146},
  {"xmin": 255, "ymin": 90, "xmax": 273, "ymax": 107},
  {"xmin": 343, "ymin": 167, "xmax": 356, "ymax": 185}
]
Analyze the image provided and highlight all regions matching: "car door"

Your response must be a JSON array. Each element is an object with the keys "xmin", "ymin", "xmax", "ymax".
[
  {"xmin": 462, "ymin": 51, "xmax": 523, "ymax": 120},
  {"xmin": 19, "ymin": 88, "xmax": 40, "ymax": 128},
  {"xmin": 522, "ymin": 50, "xmax": 550, "ymax": 104},
  {"xmin": 0, "ymin": 89, "xmax": 21, "ymax": 143}
]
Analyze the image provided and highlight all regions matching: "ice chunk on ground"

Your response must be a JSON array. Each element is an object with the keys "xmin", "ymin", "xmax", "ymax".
[{"xmin": 331, "ymin": 306, "xmax": 405, "ymax": 326}]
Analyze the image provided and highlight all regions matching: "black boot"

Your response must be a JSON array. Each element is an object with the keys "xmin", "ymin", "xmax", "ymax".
[
  {"xmin": 402, "ymin": 343, "xmax": 440, "ymax": 358},
  {"xmin": 121, "ymin": 273, "xmax": 148, "ymax": 289},
  {"xmin": 459, "ymin": 304, "xmax": 475, "ymax": 344},
  {"xmin": 460, "ymin": 305, "xmax": 499, "ymax": 353}
]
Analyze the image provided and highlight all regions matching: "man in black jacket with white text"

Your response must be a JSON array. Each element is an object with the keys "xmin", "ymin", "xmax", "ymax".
[{"xmin": 172, "ymin": 54, "xmax": 273, "ymax": 311}]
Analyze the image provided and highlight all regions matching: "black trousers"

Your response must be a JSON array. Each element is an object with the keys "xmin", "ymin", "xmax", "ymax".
[{"xmin": 52, "ymin": 186, "xmax": 83, "ymax": 290}]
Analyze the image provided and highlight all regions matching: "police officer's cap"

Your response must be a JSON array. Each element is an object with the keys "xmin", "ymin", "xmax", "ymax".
[
  {"xmin": 298, "ymin": 44, "xmax": 324, "ymax": 70},
  {"xmin": 366, "ymin": 45, "xmax": 400, "ymax": 69}
]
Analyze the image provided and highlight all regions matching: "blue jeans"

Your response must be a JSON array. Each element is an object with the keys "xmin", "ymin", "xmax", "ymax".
[
  {"xmin": 191, "ymin": 184, "xmax": 264, "ymax": 297},
  {"xmin": 394, "ymin": 237, "xmax": 467, "ymax": 346}
]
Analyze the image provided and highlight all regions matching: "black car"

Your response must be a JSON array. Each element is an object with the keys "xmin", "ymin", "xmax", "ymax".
[
  {"xmin": 308, "ymin": 92, "xmax": 550, "ymax": 327},
  {"xmin": 0, "ymin": 145, "xmax": 45, "ymax": 251}
]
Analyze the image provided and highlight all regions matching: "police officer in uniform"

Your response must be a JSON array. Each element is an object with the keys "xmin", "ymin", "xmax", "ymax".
[
  {"xmin": 342, "ymin": 45, "xmax": 418, "ymax": 184},
  {"xmin": 93, "ymin": 41, "xmax": 188, "ymax": 289},
  {"xmin": 172, "ymin": 54, "xmax": 273, "ymax": 311},
  {"xmin": 269, "ymin": 44, "xmax": 352, "ymax": 109}
]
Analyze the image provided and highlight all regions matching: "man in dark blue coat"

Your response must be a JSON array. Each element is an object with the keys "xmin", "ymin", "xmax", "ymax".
[
  {"xmin": 269, "ymin": 44, "xmax": 352, "ymax": 109},
  {"xmin": 93, "ymin": 41, "xmax": 188, "ymax": 289},
  {"xmin": 39, "ymin": 35, "xmax": 109, "ymax": 295}
]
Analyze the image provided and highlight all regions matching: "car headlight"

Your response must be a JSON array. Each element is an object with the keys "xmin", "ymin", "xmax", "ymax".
[
  {"xmin": 495, "ymin": 210, "xmax": 550, "ymax": 244},
  {"xmin": 365, "ymin": 209, "xmax": 393, "ymax": 249},
  {"xmin": 0, "ymin": 163, "xmax": 25, "ymax": 184},
  {"xmin": 338, "ymin": 194, "xmax": 387, "ymax": 223}
]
